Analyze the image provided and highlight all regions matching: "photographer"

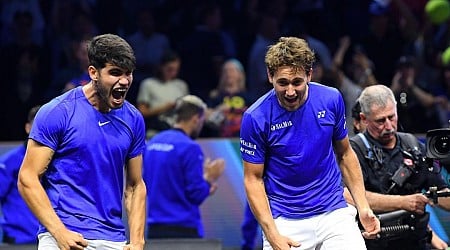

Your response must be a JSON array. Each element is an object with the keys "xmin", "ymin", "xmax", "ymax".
[{"xmin": 344, "ymin": 85, "xmax": 450, "ymax": 250}]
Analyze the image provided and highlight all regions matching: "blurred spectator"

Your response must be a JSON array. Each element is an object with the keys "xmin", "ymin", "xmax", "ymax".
[
  {"xmin": 247, "ymin": 14, "xmax": 280, "ymax": 101},
  {"xmin": 286, "ymin": 0, "xmax": 327, "ymax": 40},
  {"xmin": 390, "ymin": 55, "xmax": 441, "ymax": 133},
  {"xmin": 46, "ymin": 8, "xmax": 98, "ymax": 104},
  {"xmin": 45, "ymin": 38, "xmax": 91, "ymax": 100},
  {"xmin": 432, "ymin": 63, "xmax": 450, "ymax": 128},
  {"xmin": 126, "ymin": 8, "xmax": 171, "ymax": 85},
  {"xmin": 0, "ymin": 105, "xmax": 40, "ymax": 244},
  {"xmin": 204, "ymin": 59, "xmax": 252, "ymax": 137},
  {"xmin": 62, "ymin": 39, "xmax": 90, "ymax": 92},
  {"xmin": 342, "ymin": 43, "xmax": 378, "ymax": 89},
  {"xmin": 178, "ymin": 2, "xmax": 236, "ymax": 101},
  {"xmin": 136, "ymin": 50, "xmax": 189, "ymax": 138},
  {"xmin": 351, "ymin": 99, "xmax": 365, "ymax": 135},
  {"xmin": 329, "ymin": 36, "xmax": 368, "ymax": 136},
  {"xmin": 0, "ymin": 10, "xmax": 50, "ymax": 140},
  {"xmin": 233, "ymin": 0, "xmax": 261, "ymax": 68},
  {"xmin": 357, "ymin": 0, "xmax": 418, "ymax": 84},
  {"xmin": 1, "ymin": 0, "xmax": 45, "ymax": 46},
  {"xmin": 143, "ymin": 95, "xmax": 225, "ymax": 239},
  {"xmin": 286, "ymin": 17, "xmax": 333, "ymax": 72}
]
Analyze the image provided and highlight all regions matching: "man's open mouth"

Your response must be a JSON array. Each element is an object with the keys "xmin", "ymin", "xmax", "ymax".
[
  {"xmin": 112, "ymin": 88, "xmax": 127, "ymax": 99},
  {"xmin": 285, "ymin": 96, "xmax": 298, "ymax": 103}
]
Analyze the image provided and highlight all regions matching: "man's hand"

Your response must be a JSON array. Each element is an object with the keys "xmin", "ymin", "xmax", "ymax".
[
  {"xmin": 431, "ymin": 229, "xmax": 448, "ymax": 250},
  {"xmin": 123, "ymin": 242, "xmax": 145, "ymax": 250},
  {"xmin": 203, "ymin": 158, "xmax": 225, "ymax": 183},
  {"xmin": 359, "ymin": 208, "xmax": 380, "ymax": 239},
  {"xmin": 267, "ymin": 233, "xmax": 301, "ymax": 250},
  {"xmin": 53, "ymin": 228, "xmax": 88, "ymax": 250},
  {"xmin": 401, "ymin": 193, "xmax": 429, "ymax": 214}
]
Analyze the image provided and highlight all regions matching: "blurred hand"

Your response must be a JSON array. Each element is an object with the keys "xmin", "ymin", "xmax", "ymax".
[
  {"xmin": 401, "ymin": 193, "xmax": 429, "ymax": 214},
  {"xmin": 338, "ymin": 36, "xmax": 351, "ymax": 51},
  {"xmin": 359, "ymin": 208, "xmax": 381, "ymax": 239},
  {"xmin": 266, "ymin": 233, "xmax": 301, "ymax": 250},
  {"xmin": 53, "ymin": 228, "xmax": 88, "ymax": 250},
  {"xmin": 434, "ymin": 95, "xmax": 450, "ymax": 110},
  {"xmin": 204, "ymin": 158, "xmax": 225, "ymax": 184},
  {"xmin": 431, "ymin": 230, "xmax": 448, "ymax": 250},
  {"xmin": 123, "ymin": 242, "xmax": 144, "ymax": 250}
]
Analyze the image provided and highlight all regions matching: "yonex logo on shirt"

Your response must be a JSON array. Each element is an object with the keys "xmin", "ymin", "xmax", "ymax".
[{"xmin": 317, "ymin": 111, "xmax": 326, "ymax": 118}]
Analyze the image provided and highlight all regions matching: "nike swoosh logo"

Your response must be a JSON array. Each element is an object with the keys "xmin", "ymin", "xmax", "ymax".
[{"xmin": 98, "ymin": 121, "xmax": 111, "ymax": 126}]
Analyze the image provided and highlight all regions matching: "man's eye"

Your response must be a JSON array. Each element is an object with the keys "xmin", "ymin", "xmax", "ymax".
[{"xmin": 292, "ymin": 80, "xmax": 302, "ymax": 86}]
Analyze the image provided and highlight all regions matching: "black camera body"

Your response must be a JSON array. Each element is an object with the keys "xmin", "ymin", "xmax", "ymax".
[{"xmin": 426, "ymin": 128, "xmax": 450, "ymax": 167}]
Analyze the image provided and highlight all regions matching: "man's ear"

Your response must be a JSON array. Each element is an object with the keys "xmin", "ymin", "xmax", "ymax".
[
  {"xmin": 360, "ymin": 113, "xmax": 368, "ymax": 124},
  {"xmin": 307, "ymin": 68, "xmax": 313, "ymax": 81},
  {"xmin": 25, "ymin": 122, "xmax": 32, "ymax": 134},
  {"xmin": 88, "ymin": 65, "xmax": 98, "ymax": 81},
  {"xmin": 266, "ymin": 68, "xmax": 272, "ymax": 84},
  {"xmin": 191, "ymin": 113, "xmax": 201, "ymax": 126}
]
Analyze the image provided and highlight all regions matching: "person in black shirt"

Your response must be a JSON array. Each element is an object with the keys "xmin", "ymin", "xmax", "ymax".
[{"xmin": 344, "ymin": 84, "xmax": 450, "ymax": 250}]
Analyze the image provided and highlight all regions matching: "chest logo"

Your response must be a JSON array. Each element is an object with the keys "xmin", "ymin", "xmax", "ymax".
[
  {"xmin": 270, "ymin": 120, "xmax": 293, "ymax": 131},
  {"xmin": 317, "ymin": 110, "xmax": 326, "ymax": 118},
  {"xmin": 98, "ymin": 121, "xmax": 111, "ymax": 127}
]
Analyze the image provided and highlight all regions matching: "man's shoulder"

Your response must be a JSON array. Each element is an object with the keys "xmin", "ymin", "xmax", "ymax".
[
  {"xmin": 309, "ymin": 82, "xmax": 340, "ymax": 95},
  {"xmin": 245, "ymin": 90, "xmax": 275, "ymax": 114}
]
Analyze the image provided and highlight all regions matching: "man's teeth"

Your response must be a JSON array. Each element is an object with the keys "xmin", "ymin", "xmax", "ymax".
[{"xmin": 112, "ymin": 88, "xmax": 127, "ymax": 98}]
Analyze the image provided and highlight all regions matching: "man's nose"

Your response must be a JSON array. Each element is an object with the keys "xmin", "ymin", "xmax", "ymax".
[
  {"xmin": 285, "ymin": 85, "xmax": 296, "ymax": 96},
  {"xmin": 118, "ymin": 76, "xmax": 131, "ymax": 85},
  {"xmin": 384, "ymin": 119, "xmax": 393, "ymax": 130}
]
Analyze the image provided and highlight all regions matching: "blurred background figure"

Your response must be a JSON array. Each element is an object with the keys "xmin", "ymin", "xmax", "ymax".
[
  {"xmin": 204, "ymin": 59, "xmax": 251, "ymax": 138},
  {"xmin": 143, "ymin": 95, "xmax": 225, "ymax": 239},
  {"xmin": 178, "ymin": 2, "xmax": 236, "ymax": 101},
  {"xmin": 390, "ymin": 55, "xmax": 441, "ymax": 133},
  {"xmin": 351, "ymin": 99, "xmax": 365, "ymax": 135},
  {"xmin": 0, "ymin": 9, "xmax": 50, "ymax": 141},
  {"xmin": 136, "ymin": 50, "xmax": 189, "ymax": 138},
  {"xmin": 0, "ymin": 105, "xmax": 40, "ymax": 244},
  {"xmin": 431, "ymin": 52, "xmax": 450, "ymax": 128},
  {"xmin": 62, "ymin": 39, "xmax": 90, "ymax": 92},
  {"xmin": 126, "ymin": 7, "xmax": 171, "ymax": 90},
  {"xmin": 246, "ymin": 13, "xmax": 280, "ymax": 101}
]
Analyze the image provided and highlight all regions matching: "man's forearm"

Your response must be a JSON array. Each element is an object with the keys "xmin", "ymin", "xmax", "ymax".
[
  {"xmin": 340, "ymin": 151, "xmax": 371, "ymax": 212},
  {"xmin": 244, "ymin": 178, "xmax": 278, "ymax": 239},
  {"xmin": 18, "ymin": 172, "xmax": 67, "ymax": 236},
  {"xmin": 365, "ymin": 191, "xmax": 405, "ymax": 212},
  {"xmin": 125, "ymin": 180, "xmax": 146, "ymax": 246}
]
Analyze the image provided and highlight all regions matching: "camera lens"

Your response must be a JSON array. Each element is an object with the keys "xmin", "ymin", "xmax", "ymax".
[{"xmin": 434, "ymin": 135, "xmax": 450, "ymax": 155}]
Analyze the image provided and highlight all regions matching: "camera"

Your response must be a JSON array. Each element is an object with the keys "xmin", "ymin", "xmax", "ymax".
[{"xmin": 426, "ymin": 128, "xmax": 450, "ymax": 167}]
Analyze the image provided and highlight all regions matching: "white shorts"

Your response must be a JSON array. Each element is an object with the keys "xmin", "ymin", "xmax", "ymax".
[
  {"xmin": 263, "ymin": 205, "xmax": 366, "ymax": 250},
  {"xmin": 38, "ymin": 232, "xmax": 127, "ymax": 250}
]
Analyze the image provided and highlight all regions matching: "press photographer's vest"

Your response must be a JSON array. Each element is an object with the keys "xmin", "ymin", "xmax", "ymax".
[{"xmin": 352, "ymin": 132, "xmax": 420, "ymax": 173}]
